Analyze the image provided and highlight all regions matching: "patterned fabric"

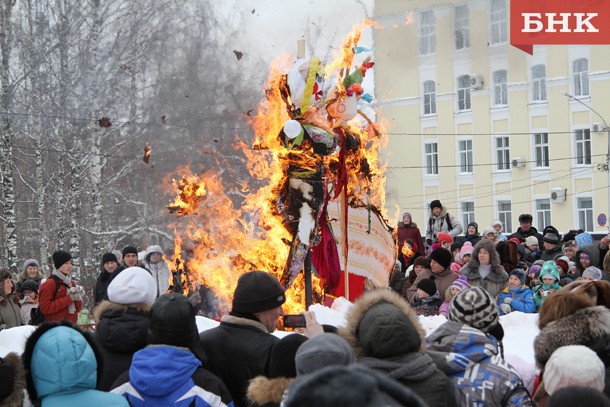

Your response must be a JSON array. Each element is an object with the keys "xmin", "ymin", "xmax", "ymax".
[{"xmin": 448, "ymin": 287, "xmax": 499, "ymax": 334}]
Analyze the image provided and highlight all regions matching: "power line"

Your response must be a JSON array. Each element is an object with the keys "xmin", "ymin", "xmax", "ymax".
[{"xmin": 387, "ymin": 130, "xmax": 595, "ymax": 136}]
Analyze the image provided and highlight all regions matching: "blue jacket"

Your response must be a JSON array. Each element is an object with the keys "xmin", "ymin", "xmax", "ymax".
[
  {"xmin": 497, "ymin": 284, "xmax": 536, "ymax": 314},
  {"xmin": 27, "ymin": 325, "xmax": 128, "ymax": 407},
  {"xmin": 112, "ymin": 346, "xmax": 233, "ymax": 407}
]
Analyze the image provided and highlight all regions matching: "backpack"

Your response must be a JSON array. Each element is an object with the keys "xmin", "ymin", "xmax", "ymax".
[
  {"xmin": 429, "ymin": 213, "xmax": 454, "ymax": 237},
  {"xmin": 30, "ymin": 275, "xmax": 63, "ymax": 325}
]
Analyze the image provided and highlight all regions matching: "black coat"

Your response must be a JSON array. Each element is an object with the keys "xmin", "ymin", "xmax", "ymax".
[
  {"xmin": 199, "ymin": 315, "xmax": 279, "ymax": 407},
  {"xmin": 94, "ymin": 268, "xmax": 124, "ymax": 305},
  {"xmin": 93, "ymin": 301, "xmax": 150, "ymax": 391}
]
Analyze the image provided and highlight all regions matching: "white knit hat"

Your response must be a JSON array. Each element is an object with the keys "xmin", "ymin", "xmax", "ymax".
[
  {"xmin": 544, "ymin": 345, "xmax": 605, "ymax": 395},
  {"xmin": 525, "ymin": 236, "xmax": 538, "ymax": 248},
  {"xmin": 107, "ymin": 266, "xmax": 157, "ymax": 306}
]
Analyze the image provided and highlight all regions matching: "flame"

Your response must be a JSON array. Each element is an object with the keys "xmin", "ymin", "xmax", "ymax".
[
  {"xmin": 166, "ymin": 174, "xmax": 208, "ymax": 217},
  {"xmin": 401, "ymin": 241, "xmax": 414, "ymax": 258}
]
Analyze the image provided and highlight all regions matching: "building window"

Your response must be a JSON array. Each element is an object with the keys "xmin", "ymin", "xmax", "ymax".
[
  {"xmin": 534, "ymin": 133, "xmax": 549, "ymax": 167},
  {"xmin": 424, "ymin": 142, "xmax": 438, "ymax": 175},
  {"xmin": 532, "ymin": 64, "xmax": 547, "ymax": 101},
  {"xmin": 459, "ymin": 139, "xmax": 473, "ymax": 173},
  {"xmin": 423, "ymin": 80, "xmax": 436, "ymax": 115},
  {"xmin": 490, "ymin": 0, "xmax": 507, "ymax": 44},
  {"xmin": 497, "ymin": 200, "xmax": 512, "ymax": 233},
  {"xmin": 577, "ymin": 197, "xmax": 593, "ymax": 232},
  {"xmin": 573, "ymin": 58, "xmax": 589, "ymax": 97},
  {"xmin": 495, "ymin": 136, "xmax": 510, "ymax": 170},
  {"xmin": 457, "ymin": 75, "xmax": 471, "ymax": 111},
  {"xmin": 535, "ymin": 199, "xmax": 551, "ymax": 231},
  {"xmin": 575, "ymin": 129, "xmax": 591, "ymax": 165},
  {"xmin": 420, "ymin": 10, "xmax": 436, "ymax": 55},
  {"xmin": 493, "ymin": 70, "xmax": 508, "ymax": 106},
  {"xmin": 462, "ymin": 201, "xmax": 475, "ymax": 227},
  {"xmin": 454, "ymin": 5, "xmax": 470, "ymax": 50}
]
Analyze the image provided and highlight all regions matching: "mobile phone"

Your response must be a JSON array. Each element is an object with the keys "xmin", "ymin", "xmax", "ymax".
[{"xmin": 283, "ymin": 314, "xmax": 306, "ymax": 328}]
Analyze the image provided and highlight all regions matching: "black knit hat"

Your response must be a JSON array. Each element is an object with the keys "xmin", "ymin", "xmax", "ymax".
[
  {"xmin": 101, "ymin": 252, "xmax": 118, "ymax": 264},
  {"xmin": 429, "ymin": 247, "xmax": 452, "ymax": 270},
  {"xmin": 413, "ymin": 257, "xmax": 429, "ymax": 269},
  {"xmin": 268, "ymin": 334, "xmax": 309, "ymax": 379},
  {"xmin": 122, "ymin": 245, "xmax": 138, "ymax": 257},
  {"xmin": 52, "ymin": 250, "xmax": 72, "ymax": 270},
  {"xmin": 429, "ymin": 199, "xmax": 442, "ymax": 210},
  {"xmin": 20, "ymin": 280, "xmax": 39, "ymax": 295},
  {"xmin": 148, "ymin": 293, "xmax": 207, "ymax": 363},
  {"xmin": 417, "ymin": 278, "xmax": 437, "ymax": 297},
  {"xmin": 232, "ymin": 270, "xmax": 286, "ymax": 314}
]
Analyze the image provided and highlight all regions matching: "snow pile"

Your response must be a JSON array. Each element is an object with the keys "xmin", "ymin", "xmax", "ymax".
[{"xmin": 0, "ymin": 325, "xmax": 35, "ymax": 355}]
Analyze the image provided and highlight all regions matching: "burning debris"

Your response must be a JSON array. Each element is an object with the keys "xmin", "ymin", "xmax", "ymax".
[{"xmin": 166, "ymin": 175, "xmax": 207, "ymax": 217}]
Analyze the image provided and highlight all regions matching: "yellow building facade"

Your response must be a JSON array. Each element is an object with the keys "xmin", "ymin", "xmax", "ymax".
[{"xmin": 374, "ymin": 0, "xmax": 610, "ymax": 235}]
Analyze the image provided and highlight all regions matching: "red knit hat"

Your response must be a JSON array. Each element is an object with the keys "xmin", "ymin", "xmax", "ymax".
[{"xmin": 437, "ymin": 233, "xmax": 453, "ymax": 245}]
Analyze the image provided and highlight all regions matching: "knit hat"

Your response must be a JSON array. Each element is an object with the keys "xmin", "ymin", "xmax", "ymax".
[
  {"xmin": 540, "ymin": 261, "xmax": 560, "ymax": 282},
  {"xmin": 20, "ymin": 280, "xmax": 39, "ymax": 295},
  {"xmin": 451, "ymin": 275, "xmax": 470, "ymax": 291},
  {"xmin": 509, "ymin": 237, "xmax": 521, "ymax": 245},
  {"xmin": 510, "ymin": 268, "xmax": 526, "ymax": 285},
  {"xmin": 429, "ymin": 200, "xmax": 442, "ymax": 210},
  {"xmin": 529, "ymin": 264, "xmax": 542, "ymax": 278},
  {"xmin": 580, "ymin": 252, "xmax": 590, "ymax": 260},
  {"xmin": 295, "ymin": 333, "xmax": 354, "ymax": 375},
  {"xmin": 413, "ymin": 257, "xmax": 429, "ymax": 269},
  {"xmin": 483, "ymin": 227, "xmax": 497, "ymax": 237},
  {"xmin": 429, "ymin": 247, "xmax": 452, "ymax": 270},
  {"xmin": 448, "ymin": 287, "xmax": 501, "ymax": 336},
  {"xmin": 107, "ymin": 266, "xmax": 157, "ymax": 306},
  {"xmin": 525, "ymin": 236, "xmax": 539, "ymax": 248},
  {"xmin": 23, "ymin": 259, "xmax": 39, "ymax": 272},
  {"xmin": 52, "ymin": 250, "xmax": 72, "ymax": 270},
  {"xmin": 544, "ymin": 345, "xmax": 605, "ymax": 395},
  {"xmin": 459, "ymin": 241, "xmax": 474, "ymax": 259},
  {"xmin": 555, "ymin": 259, "xmax": 569, "ymax": 273},
  {"xmin": 402, "ymin": 212, "xmax": 411, "ymax": 221},
  {"xmin": 232, "ymin": 270, "xmax": 286, "ymax": 314},
  {"xmin": 268, "ymin": 334, "xmax": 309, "ymax": 378},
  {"xmin": 583, "ymin": 266, "xmax": 603, "ymax": 281},
  {"xmin": 518, "ymin": 214, "xmax": 533, "ymax": 223},
  {"xmin": 543, "ymin": 232, "xmax": 561, "ymax": 245},
  {"xmin": 437, "ymin": 233, "xmax": 453, "ymax": 246},
  {"xmin": 416, "ymin": 278, "xmax": 437, "ymax": 297},
  {"xmin": 122, "ymin": 245, "xmax": 138, "ymax": 257},
  {"xmin": 101, "ymin": 252, "xmax": 117, "ymax": 264},
  {"xmin": 491, "ymin": 220, "xmax": 503, "ymax": 230},
  {"xmin": 148, "ymin": 293, "xmax": 207, "ymax": 363},
  {"xmin": 575, "ymin": 232, "xmax": 593, "ymax": 249},
  {"xmin": 467, "ymin": 222, "xmax": 479, "ymax": 233}
]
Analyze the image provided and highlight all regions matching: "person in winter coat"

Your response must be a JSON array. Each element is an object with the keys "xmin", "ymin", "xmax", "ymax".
[
  {"xmin": 576, "ymin": 245, "xmax": 602, "ymax": 279},
  {"xmin": 509, "ymin": 213, "xmax": 543, "ymax": 246},
  {"xmin": 142, "ymin": 245, "xmax": 171, "ymax": 297},
  {"xmin": 413, "ymin": 278, "xmax": 442, "ymax": 316},
  {"xmin": 524, "ymin": 236, "xmax": 541, "ymax": 264},
  {"xmin": 459, "ymin": 239, "xmax": 509, "ymax": 300},
  {"xmin": 15, "ymin": 259, "xmax": 44, "ymax": 297},
  {"xmin": 19, "ymin": 279, "xmax": 39, "ymax": 325},
  {"xmin": 39, "ymin": 250, "xmax": 83, "ymax": 324},
  {"xmin": 426, "ymin": 287, "xmax": 533, "ymax": 406},
  {"xmin": 0, "ymin": 269, "xmax": 21, "ymax": 331},
  {"xmin": 540, "ymin": 230, "xmax": 563, "ymax": 261},
  {"xmin": 397, "ymin": 212, "xmax": 425, "ymax": 263},
  {"xmin": 533, "ymin": 261, "xmax": 562, "ymax": 310},
  {"xmin": 400, "ymin": 257, "xmax": 429, "ymax": 300},
  {"xmin": 112, "ymin": 293, "xmax": 233, "ymax": 407},
  {"xmin": 339, "ymin": 289, "xmax": 456, "ymax": 407},
  {"xmin": 497, "ymin": 268, "xmax": 536, "ymax": 315},
  {"xmin": 93, "ymin": 267, "xmax": 157, "ymax": 391},
  {"xmin": 406, "ymin": 247, "xmax": 458, "ymax": 303},
  {"xmin": 491, "ymin": 219, "xmax": 507, "ymax": 242},
  {"xmin": 439, "ymin": 275, "xmax": 470, "ymax": 317},
  {"xmin": 482, "ymin": 226, "xmax": 498, "ymax": 244},
  {"xmin": 94, "ymin": 252, "xmax": 122, "ymax": 305},
  {"xmin": 294, "ymin": 333, "xmax": 354, "ymax": 376},
  {"xmin": 22, "ymin": 321, "xmax": 129, "ymax": 406},
  {"xmin": 463, "ymin": 222, "xmax": 482, "ymax": 246},
  {"xmin": 450, "ymin": 241, "xmax": 473, "ymax": 274},
  {"xmin": 425, "ymin": 200, "xmax": 463, "ymax": 245},
  {"xmin": 0, "ymin": 352, "xmax": 25, "ymax": 406}
]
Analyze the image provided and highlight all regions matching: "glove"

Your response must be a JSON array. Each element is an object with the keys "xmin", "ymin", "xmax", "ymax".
[
  {"xmin": 69, "ymin": 287, "xmax": 81, "ymax": 302},
  {"xmin": 499, "ymin": 303, "xmax": 512, "ymax": 314},
  {"xmin": 503, "ymin": 297, "xmax": 513, "ymax": 304}
]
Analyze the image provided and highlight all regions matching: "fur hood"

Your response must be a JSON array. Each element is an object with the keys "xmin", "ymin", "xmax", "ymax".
[
  {"xmin": 92, "ymin": 300, "xmax": 150, "ymax": 323},
  {"xmin": 339, "ymin": 289, "xmax": 426, "ymax": 360},
  {"xmin": 465, "ymin": 239, "xmax": 502, "ymax": 269},
  {"xmin": 247, "ymin": 376, "xmax": 292, "ymax": 406},
  {"xmin": 0, "ymin": 352, "xmax": 25, "ymax": 406},
  {"xmin": 17, "ymin": 270, "xmax": 44, "ymax": 284},
  {"xmin": 534, "ymin": 305, "xmax": 610, "ymax": 369}
]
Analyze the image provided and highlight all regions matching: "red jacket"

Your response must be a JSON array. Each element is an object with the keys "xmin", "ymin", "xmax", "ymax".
[
  {"xmin": 39, "ymin": 277, "xmax": 82, "ymax": 324},
  {"xmin": 397, "ymin": 223, "xmax": 425, "ymax": 256}
]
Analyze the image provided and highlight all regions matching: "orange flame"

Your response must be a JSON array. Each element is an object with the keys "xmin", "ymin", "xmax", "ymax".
[
  {"xmin": 167, "ymin": 175, "xmax": 207, "ymax": 217},
  {"xmin": 401, "ymin": 241, "xmax": 414, "ymax": 258}
]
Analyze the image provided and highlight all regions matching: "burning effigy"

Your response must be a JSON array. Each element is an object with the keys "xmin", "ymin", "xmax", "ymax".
[{"xmin": 165, "ymin": 21, "xmax": 394, "ymax": 315}]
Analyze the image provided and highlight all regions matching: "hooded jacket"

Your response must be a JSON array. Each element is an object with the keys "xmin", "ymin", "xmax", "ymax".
[
  {"xmin": 497, "ymin": 284, "xmax": 536, "ymax": 314},
  {"xmin": 21, "ymin": 321, "xmax": 129, "ymax": 407},
  {"xmin": 339, "ymin": 289, "xmax": 456, "ymax": 407},
  {"xmin": 397, "ymin": 214, "xmax": 425, "ymax": 259},
  {"xmin": 459, "ymin": 239, "xmax": 508, "ymax": 300},
  {"xmin": 0, "ymin": 283, "xmax": 21, "ymax": 329},
  {"xmin": 426, "ymin": 320, "xmax": 533, "ymax": 406},
  {"xmin": 425, "ymin": 206, "xmax": 463, "ymax": 242},
  {"xmin": 142, "ymin": 245, "xmax": 171, "ymax": 297}
]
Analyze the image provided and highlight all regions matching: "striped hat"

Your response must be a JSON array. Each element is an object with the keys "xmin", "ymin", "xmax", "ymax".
[{"xmin": 448, "ymin": 286, "xmax": 499, "ymax": 334}]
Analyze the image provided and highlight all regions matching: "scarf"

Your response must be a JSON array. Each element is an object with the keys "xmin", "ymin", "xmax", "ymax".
[
  {"xmin": 360, "ymin": 352, "xmax": 438, "ymax": 382},
  {"xmin": 52, "ymin": 270, "xmax": 76, "ymax": 314}
]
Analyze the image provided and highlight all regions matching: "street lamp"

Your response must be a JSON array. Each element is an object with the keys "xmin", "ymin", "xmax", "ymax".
[{"xmin": 562, "ymin": 92, "xmax": 610, "ymax": 234}]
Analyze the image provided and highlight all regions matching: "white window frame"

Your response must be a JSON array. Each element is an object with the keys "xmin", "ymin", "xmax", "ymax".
[
  {"xmin": 457, "ymin": 75, "xmax": 471, "ymax": 111},
  {"xmin": 531, "ymin": 64, "xmax": 547, "ymax": 102},
  {"xmin": 533, "ymin": 132, "xmax": 549, "ymax": 168},
  {"xmin": 535, "ymin": 199, "xmax": 551, "ymax": 231},
  {"xmin": 574, "ymin": 128, "xmax": 592, "ymax": 166},
  {"xmin": 573, "ymin": 58, "xmax": 589, "ymax": 97},
  {"xmin": 458, "ymin": 139, "xmax": 473, "ymax": 174},
  {"xmin": 461, "ymin": 201, "xmax": 475, "ymax": 227},
  {"xmin": 495, "ymin": 136, "xmax": 510, "ymax": 171},
  {"xmin": 492, "ymin": 70, "xmax": 508, "ymax": 106},
  {"xmin": 423, "ymin": 80, "xmax": 436, "ymax": 115},
  {"xmin": 454, "ymin": 5, "xmax": 470, "ymax": 50},
  {"xmin": 577, "ymin": 197, "xmax": 593, "ymax": 232},
  {"xmin": 497, "ymin": 200, "xmax": 512, "ymax": 234},
  {"xmin": 419, "ymin": 10, "xmax": 436, "ymax": 55},
  {"xmin": 424, "ymin": 142, "xmax": 439, "ymax": 175},
  {"xmin": 490, "ymin": 0, "xmax": 507, "ymax": 44}
]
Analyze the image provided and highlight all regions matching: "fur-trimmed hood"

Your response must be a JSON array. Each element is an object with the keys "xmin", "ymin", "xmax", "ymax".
[
  {"xmin": 465, "ymin": 239, "xmax": 502, "ymax": 269},
  {"xmin": 339, "ymin": 289, "xmax": 426, "ymax": 360},
  {"xmin": 0, "ymin": 352, "xmax": 25, "ymax": 406},
  {"xmin": 534, "ymin": 305, "xmax": 610, "ymax": 369},
  {"xmin": 17, "ymin": 270, "xmax": 44, "ymax": 284},
  {"xmin": 247, "ymin": 376, "xmax": 292, "ymax": 406}
]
